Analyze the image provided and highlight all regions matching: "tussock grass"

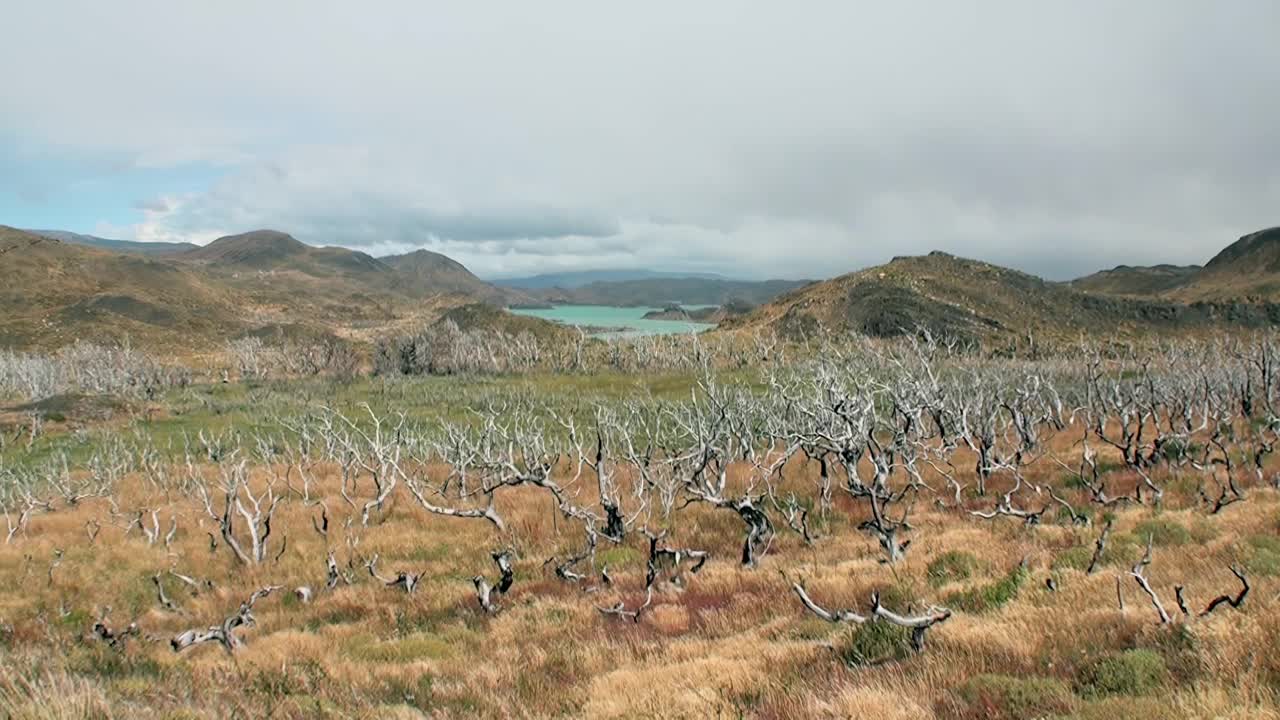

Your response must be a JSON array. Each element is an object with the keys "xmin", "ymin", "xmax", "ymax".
[{"xmin": 2, "ymin": 390, "xmax": 1280, "ymax": 717}]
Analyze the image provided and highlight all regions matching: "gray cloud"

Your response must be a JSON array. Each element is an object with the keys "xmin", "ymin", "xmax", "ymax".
[{"xmin": 3, "ymin": 1, "xmax": 1279, "ymax": 280}]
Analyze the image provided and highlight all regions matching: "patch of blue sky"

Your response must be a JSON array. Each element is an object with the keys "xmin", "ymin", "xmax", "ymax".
[{"xmin": 0, "ymin": 137, "xmax": 226, "ymax": 235}]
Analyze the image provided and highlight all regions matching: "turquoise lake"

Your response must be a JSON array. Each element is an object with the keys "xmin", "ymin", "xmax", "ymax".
[{"xmin": 509, "ymin": 305, "xmax": 715, "ymax": 337}]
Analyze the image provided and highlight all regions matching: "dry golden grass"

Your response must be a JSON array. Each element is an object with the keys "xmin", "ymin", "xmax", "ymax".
[{"xmin": 2, "ymin": 438, "xmax": 1280, "ymax": 718}]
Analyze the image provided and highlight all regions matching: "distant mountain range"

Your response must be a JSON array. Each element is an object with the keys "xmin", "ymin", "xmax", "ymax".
[
  {"xmin": 1067, "ymin": 265, "xmax": 1201, "ymax": 297},
  {"xmin": 531, "ymin": 277, "xmax": 812, "ymax": 308},
  {"xmin": 725, "ymin": 228, "xmax": 1280, "ymax": 344},
  {"xmin": 26, "ymin": 229, "xmax": 197, "ymax": 255},
  {"xmin": 0, "ymin": 227, "xmax": 533, "ymax": 352},
  {"xmin": 1069, "ymin": 227, "xmax": 1280, "ymax": 302},
  {"xmin": 494, "ymin": 269, "xmax": 727, "ymax": 289},
  {"xmin": 8, "ymin": 223, "xmax": 1280, "ymax": 353}
]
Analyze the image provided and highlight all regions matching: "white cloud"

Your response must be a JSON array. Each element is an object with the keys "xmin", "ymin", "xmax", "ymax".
[
  {"xmin": 6, "ymin": 1, "xmax": 1280, "ymax": 279},
  {"xmin": 95, "ymin": 195, "xmax": 228, "ymax": 246}
]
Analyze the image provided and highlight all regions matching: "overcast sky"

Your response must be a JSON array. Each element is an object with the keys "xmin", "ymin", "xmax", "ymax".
[{"xmin": 2, "ymin": 2, "xmax": 1278, "ymax": 280}]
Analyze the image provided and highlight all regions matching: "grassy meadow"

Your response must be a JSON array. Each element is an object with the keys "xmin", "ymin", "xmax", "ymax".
[{"xmin": 1, "ymin": 351, "xmax": 1280, "ymax": 719}]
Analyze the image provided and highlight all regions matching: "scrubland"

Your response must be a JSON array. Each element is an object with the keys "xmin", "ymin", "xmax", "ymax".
[{"xmin": 1, "ymin": 334, "xmax": 1279, "ymax": 719}]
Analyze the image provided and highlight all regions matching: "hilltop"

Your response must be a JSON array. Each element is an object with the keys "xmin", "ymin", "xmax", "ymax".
[
  {"xmin": 25, "ymin": 229, "xmax": 197, "ymax": 255},
  {"xmin": 1168, "ymin": 227, "xmax": 1280, "ymax": 301},
  {"xmin": 0, "ymin": 227, "xmax": 558, "ymax": 354},
  {"xmin": 1068, "ymin": 264, "xmax": 1200, "ymax": 297},
  {"xmin": 0, "ymin": 226, "xmax": 242, "ymax": 351},
  {"xmin": 181, "ymin": 229, "xmax": 391, "ymax": 277},
  {"xmin": 1069, "ymin": 227, "xmax": 1280, "ymax": 302},
  {"xmin": 723, "ymin": 250, "xmax": 1280, "ymax": 344},
  {"xmin": 381, "ymin": 249, "xmax": 542, "ymax": 307}
]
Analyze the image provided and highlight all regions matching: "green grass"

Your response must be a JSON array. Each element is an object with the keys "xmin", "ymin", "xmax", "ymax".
[
  {"xmin": 346, "ymin": 632, "xmax": 455, "ymax": 663},
  {"xmin": 1076, "ymin": 649, "xmax": 1168, "ymax": 697},
  {"xmin": 1052, "ymin": 545, "xmax": 1093, "ymax": 572},
  {"xmin": 927, "ymin": 550, "xmax": 980, "ymax": 587},
  {"xmin": 2, "ymin": 370, "xmax": 728, "ymax": 475},
  {"xmin": 945, "ymin": 674, "xmax": 1076, "ymax": 720},
  {"xmin": 1130, "ymin": 518, "xmax": 1193, "ymax": 547},
  {"xmin": 1246, "ymin": 534, "xmax": 1280, "ymax": 576},
  {"xmin": 944, "ymin": 563, "xmax": 1028, "ymax": 613},
  {"xmin": 838, "ymin": 619, "xmax": 917, "ymax": 666}
]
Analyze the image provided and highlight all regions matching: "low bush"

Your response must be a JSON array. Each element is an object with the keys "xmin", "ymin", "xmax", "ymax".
[
  {"xmin": 943, "ymin": 674, "xmax": 1076, "ymax": 720},
  {"xmin": 928, "ymin": 550, "xmax": 980, "ymax": 587},
  {"xmin": 944, "ymin": 563, "xmax": 1027, "ymax": 613},
  {"xmin": 838, "ymin": 619, "xmax": 916, "ymax": 666},
  {"xmin": 1131, "ymin": 518, "xmax": 1192, "ymax": 547},
  {"xmin": 1247, "ymin": 534, "xmax": 1280, "ymax": 576},
  {"xmin": 1077, "ymin": 649, "xmax": 1168, "ymax": 697}
]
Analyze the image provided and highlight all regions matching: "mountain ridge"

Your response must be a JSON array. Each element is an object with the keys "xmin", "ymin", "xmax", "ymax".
[
  {"xmin": 724, "ymin": 248, "xmax": 1280, "ymax": 343},
  {"xmin": 494, "ymin": 269, "xmax": 728, "ymax": 289},
  {"xmin": 0, "ymin": 226, "xmax": 547, "ymax": 352},
  {"xmin": 26, "ymin": 229, "xmax": 197, "ymax": 255},
  {"xmin": 1068, "ymin": 227, "xmax": 1280, "ymax": 302}
]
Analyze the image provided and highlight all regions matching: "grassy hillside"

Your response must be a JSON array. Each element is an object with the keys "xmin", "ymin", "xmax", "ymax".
[
  {"xmin": 1069, "ymin": 227, "xmax": 1280, "ymax": 303},
  {"xmin": 26, "ymin": 229, "xmax": 197, "ymax": 255},
  {"xmin": 0, "ymin": 226, "xmax": 244, "ymax": 351},
  {"xmin": 1169, "ymin": 227, "xmax": 1280, "ymax": 301},
  {"xmin": 1069, "ymin": 264, "xmax": 1201, "ymax": 297},
  {"xmin": 724, "ymin": 251, "xmax": 1280, "ymax": 343},
  {"xmin": 2, "ymin": 354, "xmax": 1279, "ymax": 718},
  {"xmin": 382, "ymin": 249, "xmax": 542, "ymax": 307},
  {"xmin": 1, "ymin": 227, "xmax": 552, "ymax": 355}
]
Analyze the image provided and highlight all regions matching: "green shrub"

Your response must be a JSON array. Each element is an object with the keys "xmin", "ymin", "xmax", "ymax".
[
  {"xmin": 1077, "ymin": 649, "xmax": 1168, "ymax": 697},
  {"xmin": 945, "ymin": 674, "xmax": 1076, "ymax": 720},
  {"xmin": 1159, "ymin": 439, "xmax": 1201, "ymax": 463},
  {"xmin": 380, "ymin": 674, "xmax": 436, "ymax": 711},
  {"xmin": 944, "ymin": 564, "xmax": 1027, "ymax": 613},
  {"xmin": 928, "ymin": 550, "xmax": 980, "ymax": 587},
  {"xmin": 1130, "ymin": 519, "xmax": 1192, "ymax": 547},
  {"xmin": 838, "ymin": 619, "xmax": 916, "ymax": 666},
  {"xmin": 1145, "ymin": 624, "xmax": 1203, "ymax": 684},
  {"xmin": 1247, "ymin": 534, "xmax": 1280, "ymax": 577},
  {"xmin": 1062, "ymin": 473, "xmax": 1089, "ymax": 490},
  {"xmin": 1053, "ymin": 546, "xmax": 1093, "ymax": 572},
  {"xmin": 597, "ymin": 545, "xmax": 641, "ymax": 567}
]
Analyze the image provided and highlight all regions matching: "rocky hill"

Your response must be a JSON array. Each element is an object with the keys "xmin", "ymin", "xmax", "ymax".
[
  {"xmin": 723, "ymin": 251, "xmax": 1280, "ymax": 344},
  {"xmin": 0, "ymin": 227, "xmax": 552, "ymax": 353},
  {"xmin": 0, "ymin": 226, "xmax": 241, "ymax": 351},
  {"xmin": 1168, "ymin": 227, "xmax": 1280, "ymax": 301},
  {"xmin": 1068, "ymin": 264, "xmax": 1201, "ymax": 297},
  {"xmin": 381, "ymin": 249, "xmax": 541, "ymax": 307},
  {"xmin": 26, "ymin": 229, "xmax": 197, "ymax": 255}
]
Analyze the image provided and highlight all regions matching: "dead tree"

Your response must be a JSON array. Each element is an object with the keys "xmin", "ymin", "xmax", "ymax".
[
  {"xmin": 331, "ymin": 405, "xmax": 406, "ymax": 526},
  {"xmin": 364, "ymin": 554, "xmax": 420, "ymax": 594},
  {"xmin": 171, "ymin": 585, "xmax": 280, "ymax": 653},
  {"xmin": 598, "ymin": 531, "xmax": 709, "ymax": 622},
  {"xmin": 1199, "ymin": 565, "xmax": 1250, "ymax": 616},
  {"xmin": 1128, "ymin": 536, "xmax": 1171, "ymax": 624},
  {"xmin": 194, "ymin": 459, "xmax": 281, "ymax": 565},
  {"xmin": 968, "ymin": 470, "xmax": 1050, "ymax": 525},
  {"xmin": 790, "ymin": 580, "xmax": 952, "ymax": 652},
  {"xmin": 153, "ymin": 574, "xmax": 179, "ymax": 612},
  {"xmin": 1086, "ymin": 520, "xmax": 1113, "ymax": 575},
  {"xmin": 667, "ymin": 377, "xmax": 788, "ymax": 567},
  {"xmin": 169, "ymin": 569, "xmax": 213, "ymax": 595},
  {"xmin": 474, "ymin": 549, "xmax": 515, "ymax": 613},
  {"xmin": 90, "ymin": 609, "xmax": 140, "ymax": 651}
]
